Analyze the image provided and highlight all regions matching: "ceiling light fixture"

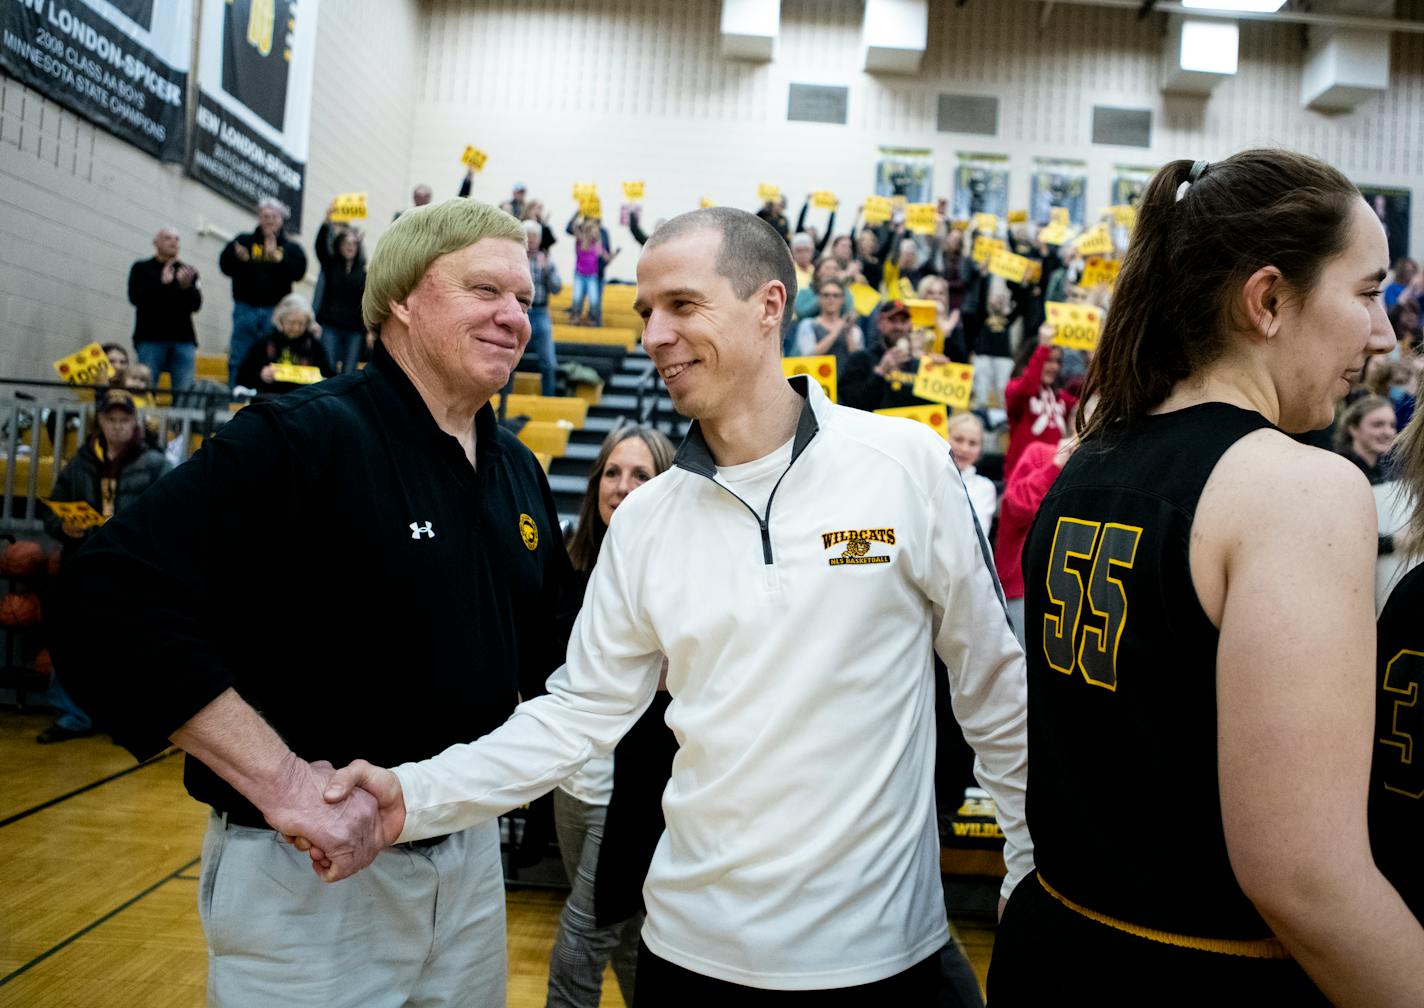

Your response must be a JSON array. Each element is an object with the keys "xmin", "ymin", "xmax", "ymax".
[{"xmin": 1180, "ymin": 1, "xmax": 1287, "ymax": 12}]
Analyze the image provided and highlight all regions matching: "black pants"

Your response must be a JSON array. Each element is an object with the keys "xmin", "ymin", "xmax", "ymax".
[
  {"xmin": 987, "ymin": 876, "xmax": 1330, "ymax": 1006},
  {"xmin": 633, "ymin": 940, "xmax": 939, "ymax": 1006}
]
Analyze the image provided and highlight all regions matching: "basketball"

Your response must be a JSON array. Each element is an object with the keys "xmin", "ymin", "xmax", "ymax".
[
  {"xmin": 0, "ymin": 540, "xmax": 46, "ymax": 578},
  {"xmin": 0, "ymin": 591, "xmax": 41, "ymax": 626}
]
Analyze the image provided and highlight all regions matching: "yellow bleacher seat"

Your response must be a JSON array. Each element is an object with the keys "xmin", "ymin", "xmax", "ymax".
[
  {"xmin": 195, "ymin": 352, "xmax": 227, "ymax": 383},
  {"xmin": 516, "ymin": 420, "xmax": 572, "ymax": 458},
  {"xmin": 572, "ymin": 381, "xmax": 604, "ymax": 406},
  {"xmin": 534, "ymin": 452, "xmax": 552, "ymax": 473},
  {"xmin": 491, "ymin": 394, "xmax": 588, "ymax": 428},
  {"xmin": 0, "ymin": 454, "xmax": 59, "ymax": 495},
  {"xmin": 552, "ymin": 325, "xmax": 638, "ymax": 351},
  {"xmin": 512, "ymin": 373, "xmax": 542, "ymax": 396}
]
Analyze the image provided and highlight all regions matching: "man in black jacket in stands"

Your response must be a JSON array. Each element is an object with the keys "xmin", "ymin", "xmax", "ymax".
[
  {"xmin": 128, "ymin": 227, "xmax": 202, "ymax": 392},
  {"xmin": 218, "ymin": 199, "xmax": 307, "ymax": 388}
]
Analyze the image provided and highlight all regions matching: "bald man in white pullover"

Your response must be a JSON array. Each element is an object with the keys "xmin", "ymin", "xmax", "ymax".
[{"xmin": 313, "ymin": 207, "xmax": 1032, "ymax": 1003}]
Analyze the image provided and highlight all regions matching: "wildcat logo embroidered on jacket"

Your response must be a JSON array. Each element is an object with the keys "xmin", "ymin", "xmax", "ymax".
[{"xmin": 821, "ymin": 528, "xmax": 895, "ymax": 567}]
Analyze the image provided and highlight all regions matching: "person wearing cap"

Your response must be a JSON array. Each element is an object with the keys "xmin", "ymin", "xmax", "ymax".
[
  {"xmin": 838, "ymin": 300, "xmax": 948, "ymax": 412},
  {"xmin": 44, "ymin": 388, "xmax": 172, "ymax": 559},
  {"xmin": 311, "ymin": 206, "xmax": 1029, "ymax": 1001},
  {"xmin": 36, "ymin": 387, "xmax": 172, "ymax": 745},
  {"xmin": 51, "ymin": 198, "xmax": 573, "ymax": 1006}
]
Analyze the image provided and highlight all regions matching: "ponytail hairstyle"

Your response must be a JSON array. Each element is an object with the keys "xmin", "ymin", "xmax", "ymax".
[{"xmin": 1077, "ymin": 149, "xmax": 1360, "ymax": 442}]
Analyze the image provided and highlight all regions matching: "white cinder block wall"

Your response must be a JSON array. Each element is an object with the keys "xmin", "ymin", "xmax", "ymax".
[
  {"xmin": 412, "ymin": 0, "xmax": 1424, "ymax": 286},
  {"xmin": 0, "ymin": 0, "xmax": 423, "ymax": 380}
]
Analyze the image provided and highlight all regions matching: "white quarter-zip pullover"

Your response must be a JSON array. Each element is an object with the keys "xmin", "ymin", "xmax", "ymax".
[{"xmin": 393, "ymin": 376, "xmax": 1032, "ymax": 990}]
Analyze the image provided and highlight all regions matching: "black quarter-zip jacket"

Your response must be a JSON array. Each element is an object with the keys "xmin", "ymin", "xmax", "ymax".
[{"xmin": 52, "ymin": 343, "xmax": 575, "ymax": 826}]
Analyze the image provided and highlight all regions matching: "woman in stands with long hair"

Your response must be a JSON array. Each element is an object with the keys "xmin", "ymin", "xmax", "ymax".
[
  {"xmin": 987, "ymin": 150, "xmax": 1424, "ymax": 1005},
  {"xmin": 552, "ymin": 423, "xmax": 674, "ymax": 1008}
]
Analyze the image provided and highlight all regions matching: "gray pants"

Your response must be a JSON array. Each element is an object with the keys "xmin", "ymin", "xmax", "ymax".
[
  {"xmin": 548, "ymin": 788, "xmax": 642, "ymax": 1007},
  {"xmin": 199, "ymin": 812, "xmax": 506, "ymax": 1008}
]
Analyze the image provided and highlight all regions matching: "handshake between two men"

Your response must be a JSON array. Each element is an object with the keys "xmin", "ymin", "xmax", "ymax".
[{"xmin": 264, "ymin": 758, "xmax": 410, "ymax": 882}]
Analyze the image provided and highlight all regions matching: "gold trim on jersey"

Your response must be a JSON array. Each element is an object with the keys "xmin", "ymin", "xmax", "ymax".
[{"xmin": 1036, "ymin": 874, "xmax": 1291, "ymax": 960}]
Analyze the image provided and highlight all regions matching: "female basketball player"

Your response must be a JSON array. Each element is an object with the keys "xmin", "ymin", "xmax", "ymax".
[
  {"xmin": 1370, "ymin": 398, "xmax": 1424, "ymax": 926},
  {"xmin": 987, "ymin": 150, "xmax": 1424, "ymax": 1005}
]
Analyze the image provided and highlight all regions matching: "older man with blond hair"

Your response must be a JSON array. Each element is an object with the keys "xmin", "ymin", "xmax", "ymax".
[{"xmin": 53, "ymin": 199, "xmax": 574, "ymax": 1007}]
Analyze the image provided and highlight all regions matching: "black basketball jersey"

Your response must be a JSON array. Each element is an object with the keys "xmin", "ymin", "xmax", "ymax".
[
  {"xmin": 1371, "ymin": 562, "xmax": 1424, "ymax": 923},
  {"xmin": 1021, "ymin": 402, "xmax": 1276, "ymax": 940}
]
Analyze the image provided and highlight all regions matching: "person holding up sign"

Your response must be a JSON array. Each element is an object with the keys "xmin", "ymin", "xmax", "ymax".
[
  {"xmin": 1003, "ymin": 335, "xmax": 1076, "ymax": 478},
  {"xmin": 794, "ymin": 195, "xmax": 837, "ymax": 260},
  {"xmin": 755, "ymin": 192, "xmax": 790, "ymax": 243},
  {"xmin": 219, "ymin": 199, "xmax": 309, "ymax": 389},
  {"xmin": 840, "ymin": 300, "xmax": 947, "ymax": 412},
  {"xmin": 234, "ymin": 294, "xmax": 335, "ymax": 397},
  {"xmin": 989, "ymin": 151, "xmax": 1424, "ymax": 1005},
  {"xmin": 315, "ymin": 207, "xmax": 369, "ymax": 375}
]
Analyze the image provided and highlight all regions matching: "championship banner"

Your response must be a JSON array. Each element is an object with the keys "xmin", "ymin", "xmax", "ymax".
[
  {"xmin": 1029, "ymin": 157, "xmax": 1087, "ymax": 229},
  {"xmin": 188, "ymin": 0, "xmax": 320, "ymax": 231},
  {"xmin": 1, "ymin": 0, "xmax": 191, "ymax": 162},
  {"xmin": 782, "ymin": 355, "xmax": 836, "ymax": 403},
  {"xmin": 952, "ymin": 153, "xmax": 1010, "ymax": 224}
]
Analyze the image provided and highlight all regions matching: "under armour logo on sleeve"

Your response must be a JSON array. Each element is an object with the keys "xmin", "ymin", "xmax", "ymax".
[{"xmin": 410, "ymin": 521, "xmax": 435, "ymax": 540}]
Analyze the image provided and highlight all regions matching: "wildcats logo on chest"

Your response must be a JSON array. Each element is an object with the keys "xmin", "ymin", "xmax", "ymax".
[{"xmin": 821, "ymin": 528, "xmax": 895, "ymax": 566}]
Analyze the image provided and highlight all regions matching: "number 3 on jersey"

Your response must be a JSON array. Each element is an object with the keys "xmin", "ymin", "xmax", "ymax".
[
  {"xmin": 1043, "ymin": 517, "xmax": 1143, "ymax": 690},
  {"xmin": 1380, "ymin": 649, "xmax": 1424, "ymax": 799}
]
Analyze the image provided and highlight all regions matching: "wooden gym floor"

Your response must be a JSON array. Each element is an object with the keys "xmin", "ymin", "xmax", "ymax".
[{"xmin": 0, "ymin": 711, "xmax": 993, "ymax": 1006}]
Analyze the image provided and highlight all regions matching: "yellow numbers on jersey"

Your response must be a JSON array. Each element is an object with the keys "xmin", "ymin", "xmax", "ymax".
[
  {"xmin": 1043, "ymin": 517, "xmax": 1143, "ymax": 691},
  {"xmin": 1381, "ymin": 649, "xmax": 1424, "ymax": 799}
]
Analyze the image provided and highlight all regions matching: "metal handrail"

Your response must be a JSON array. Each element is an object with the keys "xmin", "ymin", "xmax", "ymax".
[
  {"xmin": 0, "ymin": 377, "xmax": 239, "ymax": 534},
  {"xmin": 634, "ymin": 361, "xmax": 662, "ymax": 428}
]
